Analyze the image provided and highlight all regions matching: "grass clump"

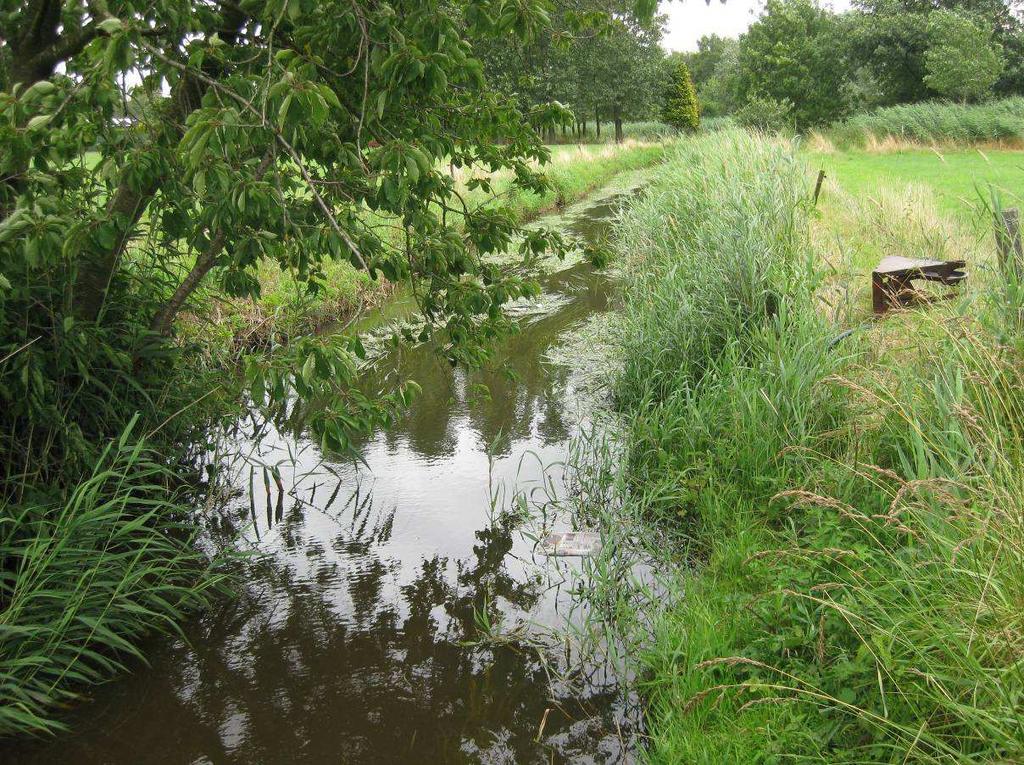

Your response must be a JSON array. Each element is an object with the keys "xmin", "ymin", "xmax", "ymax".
[
  {"xmin": 0, "ymin": 421, "xmax": 230, "ymax": 737},
  {"xmin": 609, "ymin": 129, "xmax": 1024, "ymax": 761},
  {"xmin": 830, "ymin": 97, "xmax": 1024, "ymax": 147}
]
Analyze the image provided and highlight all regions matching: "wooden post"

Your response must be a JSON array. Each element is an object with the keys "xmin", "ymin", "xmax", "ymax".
[
  {"xmin": 996, "ymin": 207, "xmax": 1022, "ymax": 278},
  {"xmin": 812, "ymin": 169, "xmax": 826, "ymax": 206}
]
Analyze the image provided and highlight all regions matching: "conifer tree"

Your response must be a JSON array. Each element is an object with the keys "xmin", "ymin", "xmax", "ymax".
[{"xmin": 663, "ymin": 61, "xmax": 700, "ymax": 131}]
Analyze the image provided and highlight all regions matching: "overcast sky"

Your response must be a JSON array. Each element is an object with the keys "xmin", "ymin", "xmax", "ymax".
[{"xmin": 660, "ymin": 0, "xmax": 853, "ymax": 51}]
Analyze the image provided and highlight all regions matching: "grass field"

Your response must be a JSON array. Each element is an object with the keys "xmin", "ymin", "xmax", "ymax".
[
  {"xmin": 810, "ymin": 147, "xmax": 1024, "ymax": 220},
  {"xmin": 605, "ymin": 133, "xmax": 1024, "ymax": 761}
]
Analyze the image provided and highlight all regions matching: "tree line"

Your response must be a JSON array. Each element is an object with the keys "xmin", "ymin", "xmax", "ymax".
[
  {"xmin": 472, "ymin": 1, "xmax": 668, "ymax": 141},
  {"xmin": 677, "ymin": 0, "xmax": 1024, "ymax": 130}
]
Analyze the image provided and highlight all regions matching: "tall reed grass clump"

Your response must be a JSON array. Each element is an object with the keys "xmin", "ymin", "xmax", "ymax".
[
  {"xmin": 609, "ymin": 129, "xmax": 1024, "ymax": 761},
  {"xmin": 0, "ymin": 423, "xmax": 230, "ymax": 737},
  {"xmin": 615, "ymin": 130, "xmax": 820, "ymax": 408},
  {"xmin": 832, "ymin": 97, "xmax": 1024, "ymax": 147}
]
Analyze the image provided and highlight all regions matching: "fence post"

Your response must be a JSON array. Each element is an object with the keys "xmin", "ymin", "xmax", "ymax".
[
  {"xmin": 996, "ymin": 207, "xmax": 1022, "ymax": 278},
  {"xmin": 812, "ymin": 169, "xmax": 826, "ymax": 206}
]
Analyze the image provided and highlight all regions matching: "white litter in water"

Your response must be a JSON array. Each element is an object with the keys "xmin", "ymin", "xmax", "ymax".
[{"xmin": 540, "ymin": 531, "xmax": 603, "ymax": 557}]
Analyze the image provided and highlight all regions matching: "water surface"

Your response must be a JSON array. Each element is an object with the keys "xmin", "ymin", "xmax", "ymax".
[{"xmin": 7, "ymin": 180, "xmax": 643, "ymax": 764}]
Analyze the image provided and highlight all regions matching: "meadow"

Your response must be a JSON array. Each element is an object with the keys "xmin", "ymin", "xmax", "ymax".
[{"xmin": 604, "ymin": 129, "xmax": 1024, "ymax": 762}]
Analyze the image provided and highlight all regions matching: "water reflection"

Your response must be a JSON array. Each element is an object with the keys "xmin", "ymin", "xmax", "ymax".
[{"xmin": 5, "ymin": 182, "xmax": 644, "ymax": 764}]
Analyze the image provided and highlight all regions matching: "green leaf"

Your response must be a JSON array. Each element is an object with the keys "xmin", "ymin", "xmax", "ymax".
[
  {"xmin": 97, "ymin": 17, "xmax": 123, "ymax": 34},
  {"xmin": 25, "ymin": 114, "xmax": 53, "ymax": 131},
  {"xmin": 278, "ymin": 94, "xmax": 293, "ymax": 127}
]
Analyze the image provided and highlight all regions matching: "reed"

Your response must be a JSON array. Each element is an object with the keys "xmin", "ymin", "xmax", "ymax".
[
  {"xmin": 0, "ymin": 420, "xmax": 231, "ymax": 737},
  {"xmin": 830, "ymin": 97, "xmax": 1024, "ymax": 148},
  {"xmin": 605, "ymin": 129, "xmax": 1024, "ymax": 761}
]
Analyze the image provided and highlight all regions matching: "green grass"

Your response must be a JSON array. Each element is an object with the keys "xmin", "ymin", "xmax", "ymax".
[
  {"xmin": 0, "ymin": 421, "xmax": 230, "ymax": 736},
  {"xmin": 605, "ymin": 130, "xmax": 1024, "ymax": 762},
  {"xmin": 809, "ymin": 146, "xmax": 1024, "ymax": 220}
]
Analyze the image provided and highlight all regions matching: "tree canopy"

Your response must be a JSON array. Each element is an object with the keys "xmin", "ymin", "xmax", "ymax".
[
  {"xmin": 0, "ymin": 0, "xmax": 631, "ymax": 483},
  {"xmin": 923, "ymin": 9, "xmax": 1005, "ymax": 101},
  {"xmin": 474, "ymin": 0, "xmax": 665, "ymax": 137}
]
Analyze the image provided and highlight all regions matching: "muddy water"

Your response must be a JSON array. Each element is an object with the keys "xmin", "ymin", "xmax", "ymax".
[{"xmin": 9, "ymin": 182, "xmax": 642, "ymax": 764}]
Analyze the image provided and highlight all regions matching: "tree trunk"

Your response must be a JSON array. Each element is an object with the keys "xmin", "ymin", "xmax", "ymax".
[
  {"xmin": 614, "ymin": 104, "xmax": 623, "ymax": 144},
  {"xmin": 149, "ymin": 232, "xmax": 227, "ymax": 336},
  {"xmin": 149, "ymin": 152, "xmax": 274, "ymax": 335},
  {"xmin": 595, "ymin": 108, "xmax": 601, "ymax": 139},
  {"xmin": 582, "ymin": 119, "xmax": 587, "ymax": 138},
  {"xmin": 71, "ymin": 7, "xmax": 248, "ymax": 323}
]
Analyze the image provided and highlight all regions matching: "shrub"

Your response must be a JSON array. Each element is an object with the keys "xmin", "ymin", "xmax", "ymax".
[
  {"xmin": 733, "ymin": 95, "xmax": 795, "ymax": 133},
  {"xmin": 662, "ymin": 61, "xmax": 700, "ymax": 132}
]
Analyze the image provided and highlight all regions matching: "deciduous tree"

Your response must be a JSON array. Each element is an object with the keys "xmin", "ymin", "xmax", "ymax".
[{"xmin": 924, "ymin": 9, "xmax": 1005, "ymax": 101}]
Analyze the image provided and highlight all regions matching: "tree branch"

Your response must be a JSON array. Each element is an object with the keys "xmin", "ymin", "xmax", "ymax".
[{"xmin": 149, "ymin": 152, "xmax": 274, "ymax": 335}]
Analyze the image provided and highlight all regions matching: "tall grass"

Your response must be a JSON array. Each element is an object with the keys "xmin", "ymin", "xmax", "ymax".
[
  {"xmin": 607, "ymin": 129, "xmax": 1024, "ymax": 761},
  {"xmin": 831, "ymin": 97, "xmax": 1024, "ymax": 147},
  {"xmin": 0, "ymin": 421, "xmax": 230, "ymax": 736},
  {"xmin": 615, "ymin": 131, "xmax": 817, "ymax": 408}
]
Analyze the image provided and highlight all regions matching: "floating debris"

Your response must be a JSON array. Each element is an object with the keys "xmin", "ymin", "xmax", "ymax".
[{"xmin": 540, "ymin": 531, "xmax": 603, "ymax": 557}]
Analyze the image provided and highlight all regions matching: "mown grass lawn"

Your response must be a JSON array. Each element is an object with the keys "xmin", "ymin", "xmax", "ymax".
[{"xmin": 809, "ymin": 147, "xmax": 1024, "ymax": 219}]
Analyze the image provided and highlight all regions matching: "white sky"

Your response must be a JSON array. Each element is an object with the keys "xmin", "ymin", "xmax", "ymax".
[{"xmin": 660, "ymin": 0, "xmax": 853, "ymax": 51}]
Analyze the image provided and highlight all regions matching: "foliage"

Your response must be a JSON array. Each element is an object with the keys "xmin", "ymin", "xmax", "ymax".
[
  {"xmin": 736, "ymin": 0, "xmax": 852, "ymax": 129},
  {"xmin": 694, "ymin": 38, "xmax": 744, "ymax": 118},
  {"xmin": 733, "ymin": 94, "xmax": 794, "ymax": 132},
  {"xmin": 475, "ymin": 1, "xmax": 666, "ymax": 138},
  {"xmin": 831, "ymin": 96, "xmax": 1024, "ymax": 145},
  {"xmin": 661, "ymin": 60, "xmax": 699, "ymax": 131},
  {"xmin": 1, "ymin": 0, "xmax": 591, "ymax": 486},
  {"xmin": 685, "ymin": 0, "xmax": 1024, "ymax": 123},
  {"xmin": 851, "ymin": 0, "xmax": 1024, "ymax": 104},
  {"xmin": 924, "ymin": 10, "xmax": 1005, "ymax": 102}
]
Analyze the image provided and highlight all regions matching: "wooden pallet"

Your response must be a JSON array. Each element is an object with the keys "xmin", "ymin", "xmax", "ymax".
[{"xmin": 871, "ymin": 256, "xmax": 967, "ymax": 315}]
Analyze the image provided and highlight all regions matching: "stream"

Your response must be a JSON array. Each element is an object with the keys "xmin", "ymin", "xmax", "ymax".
[{"xmin": 7, "ymin": 178, "xmax": 646, "ymax": 764}]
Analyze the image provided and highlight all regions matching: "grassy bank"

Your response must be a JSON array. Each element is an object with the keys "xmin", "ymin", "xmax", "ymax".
[
  {"xmin": 220, "ymin": 140, "xmax": 670, "ymax": 343},
  {"xmin": 608, "ymin": 131, "xmax": 1024, "ymax": 761}
]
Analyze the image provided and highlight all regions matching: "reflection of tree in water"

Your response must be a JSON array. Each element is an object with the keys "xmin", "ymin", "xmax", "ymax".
[
  {"xmin": 10, "ymin": 487, "xmax": 629, "ymax": 765},
  {"xmin": 7, "ymin": 196, "xmax": 643, "ymax": 765}
]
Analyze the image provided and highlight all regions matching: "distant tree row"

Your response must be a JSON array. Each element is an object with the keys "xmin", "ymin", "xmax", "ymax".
[
  {"xmin": 472, "ymin": 1, "xmax": 667, "ymax": 141},
  {"xmin": 679, "ymin": 0, "xmax": 1023, "ymax": 130}
]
